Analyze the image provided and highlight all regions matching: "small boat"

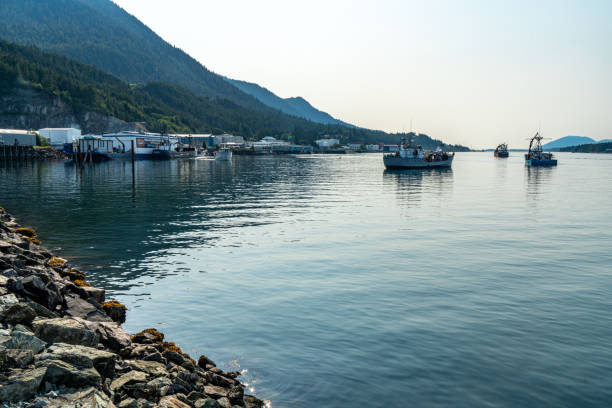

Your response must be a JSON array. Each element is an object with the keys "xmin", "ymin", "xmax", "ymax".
[
  {"xmin": 494, "ymin": 143, "xmax": 509, "ymax": 158},
  {"xmin": 215, "ymin": 147, "xmax": 232, "ymax": 161},
  {"xmin": 383, "ymin": 138, "xmax": 454, "ymax": 169},
  {"xmin": 525, "ymin": 132, "xmax": 557, "ymax": 166}
]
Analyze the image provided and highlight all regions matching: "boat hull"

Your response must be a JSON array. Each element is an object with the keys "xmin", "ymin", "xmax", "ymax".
[
  {"xmin": 494, "ymin": 151, "xmax": 509, "ymax": 158},
  {"xmin": 151, "ymin": 149, "xmax": 193, "ymax": 160},
  {"xmin": 526, "ymin": 159, "xmax": 557, "ymax": 166},
  {"xmin": 383, "ymin": 154, "xmax": 454, "ymax": 169}
]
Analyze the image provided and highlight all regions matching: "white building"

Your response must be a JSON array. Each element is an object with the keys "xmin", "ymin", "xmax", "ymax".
[
  {"xmin": 0, "ymin": 129, "xmax": 36, "ymax": 146},
  {"xmin": 215, "ymin": 134, "xmax": 245, "ymax": 146},
  {"xmin": 366, "ymin": 144, "xmax": 382, "ymax": 152},
  {"xmin": 38, "ymin": 128, "xmax": 81, "ymax": 148},
  {"xmin": 315, "ymin": 138, "xmax": 340, "ymax": 149},
  {"xmin": 348, "ymin": 142, "xmax": 362, "ymax": 150}
]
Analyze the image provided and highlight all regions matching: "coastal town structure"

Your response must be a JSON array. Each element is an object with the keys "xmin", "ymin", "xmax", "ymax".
[{"xmin": 0, "ymin": 129, "xmax": 36, "ymax": 146}]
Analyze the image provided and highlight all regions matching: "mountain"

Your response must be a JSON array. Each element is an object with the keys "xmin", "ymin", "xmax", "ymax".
[
  {"xmin": 227, "ymin": 78, "xmax": 349, "ymax": 126},
  {"xmin": 0, "ymin": 0, "xmax": 349, "ymax": 126},
  {"xmin": 560, "ymin": 142, "xmax": 612, "ymax": 153},
  {"xmin": 542, "ymin": 136, "xmax": 596, "ymax": 150},
  {"xmin": 0, "ymin": 39, "xmax": 405, "ymax": 144},
  {"xmin": 599, "ymin": 139, "xmax": 612, "ymax": 143}
]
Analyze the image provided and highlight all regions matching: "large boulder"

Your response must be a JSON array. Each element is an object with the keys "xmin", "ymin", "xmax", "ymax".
[
  {"xmin": 37, "ymin": 342, "xmax": 117, "ymax": 379},
  {"xmin": 37, "ymin": 358, "xmax": 102, "ymax": 388},
  {"xmin": 75, "ymin": 318, "xmax": 131, "ymax": 351},
  {"xmin": 0, "ymin": 366, "xmax": 47, "ymax": 402},
  {"xmin": 33, "ymin": 317, "xmax": 99, "ymax": 347},
  {"xmin": 243, "ymin": 395, "xmax": 264, "ymax": 408},
  {"xmin": 227, "ymin": 386, "xmax": 244, "ymax": 406},
  {"xmin": 204, "ymin": 385, "xmax": 228, "ymax": 399},
  {"xmin": 158, "ymin": 395, "xmax": 193, "ymax": 408},
  {"xmin": 110, "ymin": 370, "xmax": 148, "ymax": 392},
  {"xmin": 42, "ymin": 386, "xmax": 117, "ymax": 408},
  {"xmin": 125, "ymin": 360, "xmax": 169, "ymax": 377},
  {"xmin": 64, "ymin": 294, "xmax": 112, "ymax": 322},
  {"xmin": 4, "ymin": 327, "xmax": 46, "ymax": 354},
  {"xmin": 1, "ymin": 301, "xmax": 36, "ymax": 325},
  {"xmin": 194, "ymin": 399, "xmax": 222, "ymax": 408}
]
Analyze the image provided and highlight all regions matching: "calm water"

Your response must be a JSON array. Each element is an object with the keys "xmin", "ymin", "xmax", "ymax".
[{"xmin": 1, "ymin": 152, "xmax": 611, "ymax": 407}]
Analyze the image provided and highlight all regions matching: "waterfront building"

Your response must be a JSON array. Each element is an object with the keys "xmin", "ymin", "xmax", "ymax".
[
  {"xmin": 38, "ymin": 128, "xmax": 81, "ymax": 149},
  {"xmin": 348, "ymin": 142, "xmax": 363, "ymax": 150},
  {"xmin": 0, "ymin": 129, "xmax": 36, "ymax": 146},
  {"xmin": 382, "ymin": 144, "xmax": 400, "ymax": 152},
  {"xmin": 366, "ymin": 144, "xmax": 382, "ymax": 152},
  {"xmin": 315, "ymin": 138, "xmax": 340, "ymax": 149}
]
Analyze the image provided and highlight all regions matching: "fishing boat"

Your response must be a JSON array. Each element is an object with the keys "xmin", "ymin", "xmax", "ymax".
[
  {"xmin": 383, "ymin": 138, "xmax": 454, "ymax": 169},
  {"xmin": 215, "ymin": 147, "xmax": 232, "ymax": 161},
  {"xmin": 525, "ymin": 132, "xmax": 557, "ymax": 166},
  {"xmin": 494, "ymin": 143, "xmax": 509, "ymax": 157}
]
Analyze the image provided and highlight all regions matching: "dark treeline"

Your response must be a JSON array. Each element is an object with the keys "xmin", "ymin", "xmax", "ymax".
[{"xmin": 560, "ymin": 142, "xmax": 612, "ymax": 153}]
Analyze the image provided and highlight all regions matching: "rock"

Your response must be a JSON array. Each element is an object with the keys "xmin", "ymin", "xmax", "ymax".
[
  {"xmin": 64, "ymin": 294, "xmax": 112, "ymax": 322},
  {"xmin": 163, "ymin": 349, "xmax": 187, "ymax": 365},
  {"xmin": 37, "ymin": 358, "xmax": 102, "ymax": 388},
  {"xmin": 243, "ymin": 395, "xmax": 264, "ymax": 408},
  {"xmin": 158, "ymin": 395, "xmax": 193, "ymax": 408},
  {"xmin": 33, "ymin": 317, "xmax": 99, "ymax": 347},
  {"xmin": 143, "ymin": 351, "xmax": 166, "ymax": 364},
  {"xmin": 1, "ymin": 301, "xmax": 37, "ymax": 325},
  {"xmin": 197, "ymin": 355, "xmax": 216, "ymax": 368},
  {"xmin": 110, "ymin": 370, "xmax": 148, "ymax": 392},
  {"xmin": 0, "ymin": 366, "xmax": 47, "ymax": 402},
  {"xmin": 194, "ymin": 399, "xmax": 222, "ymax": 408},
  {"xmin": 125, "ymin": 359, "xmax": 169, "ymax": 377},
  {"xmin": 27, "ymin": 301, "xmax": 59, "ymax": 318},
  {"xmin": 37, "ymin": 342, "xmax": 116, "ymax": 379},
  {"xmin": 204, "ymin": 385, "xmax": 228, "ymax": 399},
  {"xmin": 216, "ymin": 397, "xmax": 232, "ymax": 408},
  {"xmin": 147, "ymin": 376, "xmax": 173, "ymax": 395},
  {"xmin": 227, "ymin": 386, "xmax": 244, "ymax": 406},
  {"xmin": 101, "ymin": 300, "xmax": 126, "ymax": 324},
  {"xmin": 81, "ymin": 286, "xmax": 106, "ymax": 304},
  {"xmin": 129, "ymin": 345, "xmax": 158, "ymax": 358},
  {"xmin": 5, "ymin": 328, "xmax": 46, "ymax": 353},
  {"xmin": 210, "ymin": 373, "xmax": 235, "ymax": 388},
  {"xmin": 0, "ymin": 293, "xmax": 19, "ymax": 312},
  {"xmin": 75, "ymin": 318, "xmax": 131, "ymax": 351},
  {"xmin": 43, "ymin": 386, "xmax": 117, "ymax": 408},
  {"xmin": 6, "ymin": 348, "xmax": 35, "ymax": 368},
  {"xmin": 188, "ymin": 391, "xmax": 208, "ymax": 402}
]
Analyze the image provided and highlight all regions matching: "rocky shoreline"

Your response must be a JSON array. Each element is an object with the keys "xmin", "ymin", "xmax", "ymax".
[{"xmin": 0, "ymin": 206, "xmax": 266, "ymax": 408}]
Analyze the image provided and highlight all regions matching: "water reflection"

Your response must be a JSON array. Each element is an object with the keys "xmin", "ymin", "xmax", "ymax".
[
  {"xmin": 525, "ymin": 166, "xmax": 556, "ymax": 207},
  {"xmin": 382, "ymin": 168, "xmax": 453, "ymax": 209}
]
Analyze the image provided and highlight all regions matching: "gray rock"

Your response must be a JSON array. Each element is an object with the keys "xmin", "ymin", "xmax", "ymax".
[
  {"xmin": 33, "ymin": 317, "xmax": 99, "ymax": 347},
  {"xmin": 125, "ymin": 360, "xmax": 168, "ymax": 377},
  {"xmin": 43, "ymin": 386, "xmax": 117, "ymax": 408},
  {"xmin": 109, "ymin": 370, "xmax": 148, "ymax": 392},
  {"xmin": 163, "ymin": 349, "xmax": 186, "ymax": 365},
  {"xmin": 227, "ymin": 386, "xmax": 244, "ymax": 406},
  {"xmin": 157, "ymin": 395, "xmax": 193, "ymax": 408},
  {"xmin": 143, "ymin": 351, "xmax": 166, "ymax": 364},
  {"xmin": 1, "ymin": 301, "xmax": 36, "ymax": 325},
  {"xmin": 80, "ymin": 286, "xmax": 106, "ymax": 304},
  {"xmin": 0, "ymin": 293, "xmax": 19, "ymax": 312},
  {"xmin": 6, "ymin": 348, "xmax": 35, "ymax": 368},
  {"xmin": 0, "ymin": 366, "xmax": 47, "ymax": 402},
  {"xmin": 195, "ymin": 398, "xmax": 222, "ymax": 408},
  {"xmin": 6, "ymin": 329, "xmax": 47, "ymax": 353},
  {"xmin": 204, "ymin": 385, "xmax": 228, "ymax": 399},
  {"xmin": 243, "ymin": 395, "xmax": 264, "ymax": 408},
  {"xmin": 217, "ymin": 397, "xmax": 232, "ymax": 408},
  {"xmin": 75, "ymin": 318, "xmax": 131, "ymax": 351},
  {"xmin": 188, "ymin": 391, "xmax": 207, "ymax": 402},
  {"xmin": 64, "ymin": 294, "xmax": 112, "ymax": 322},
  {"xmin": 37, "ymin": 358, "xmax": 102, "ymax": 388},
  {"xmin": 37, "ymin": 342, "xmax": 116, "ymax": 379}
]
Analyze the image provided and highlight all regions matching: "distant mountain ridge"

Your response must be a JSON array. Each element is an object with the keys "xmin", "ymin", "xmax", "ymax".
[
  {"xmin": 227, "ymin": 78, "xmax": 350, "ymax": 126},
  {"xmin": 542, "ymin": 136, "xmax": 596, "ymax": 150}
]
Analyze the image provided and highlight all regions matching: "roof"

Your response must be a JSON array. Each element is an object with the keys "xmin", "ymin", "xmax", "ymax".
[{"xmin": 0, "ymin": 129, "xmax": 33, "ymax": 135}]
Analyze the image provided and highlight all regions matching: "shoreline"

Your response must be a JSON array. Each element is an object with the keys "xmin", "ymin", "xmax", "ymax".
[{"xmin": 0, "ymin": 205, "xmax": 266, "ymax": 408}]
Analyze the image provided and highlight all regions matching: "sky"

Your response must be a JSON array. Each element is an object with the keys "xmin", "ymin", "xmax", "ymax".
[{"xmin": 112, "ymin": 0, "xmax": 612, "ymax": 149}]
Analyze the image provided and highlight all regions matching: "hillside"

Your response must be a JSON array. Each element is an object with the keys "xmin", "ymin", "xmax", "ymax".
[
  {"xmin": 3, "ymin": 40, "xmax": 439, "ymax": 145},
  {"xmin": 560, "ymin": 142, "xmax": 612, "ymax": 153},
  {"xmin": 542, "ymin": 136, "xmax": 595, "ymax": 150},
  {"xmin": 228, "ymin": 78, "xmax": 349, "ymax": 126},
  {"xmin": 0, "ymin": 0, "xmax": 356, "ymax": 127}
]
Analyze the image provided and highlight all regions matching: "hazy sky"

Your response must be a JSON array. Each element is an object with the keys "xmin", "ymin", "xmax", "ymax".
[{"xmin": 113, "ymin": 0, "xmax": 611, "ymax": 148}]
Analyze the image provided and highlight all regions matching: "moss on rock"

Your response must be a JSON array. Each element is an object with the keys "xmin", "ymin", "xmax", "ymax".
[{"xmin": 47, "ymin": 256, "xmax": 67, "ymax": 268}]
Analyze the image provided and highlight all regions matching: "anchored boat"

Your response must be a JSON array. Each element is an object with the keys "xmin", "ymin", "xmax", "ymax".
[
  {"xmin": 215, "ymin": 147, "xmax": 232, "ymax": 161},
  {"xmin": 525, "ymin": 132, "xmax": 557, "ymax": 166},
  {"xmin": 383, "ymin": 138, "xmax": 454, "ymax": 169},
  {"xmin": 494, "ymin": 143, "xmax": 509, "ymax": 158}
]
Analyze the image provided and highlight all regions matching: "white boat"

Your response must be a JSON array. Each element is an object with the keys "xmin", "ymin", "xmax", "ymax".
[
  {"xmin": 215, "ymin": 147, "xmax": 232, "ymax": 161},
  {"xmin": 383, "ymin": 138, "xmax": 454, "ymax": 169}
]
